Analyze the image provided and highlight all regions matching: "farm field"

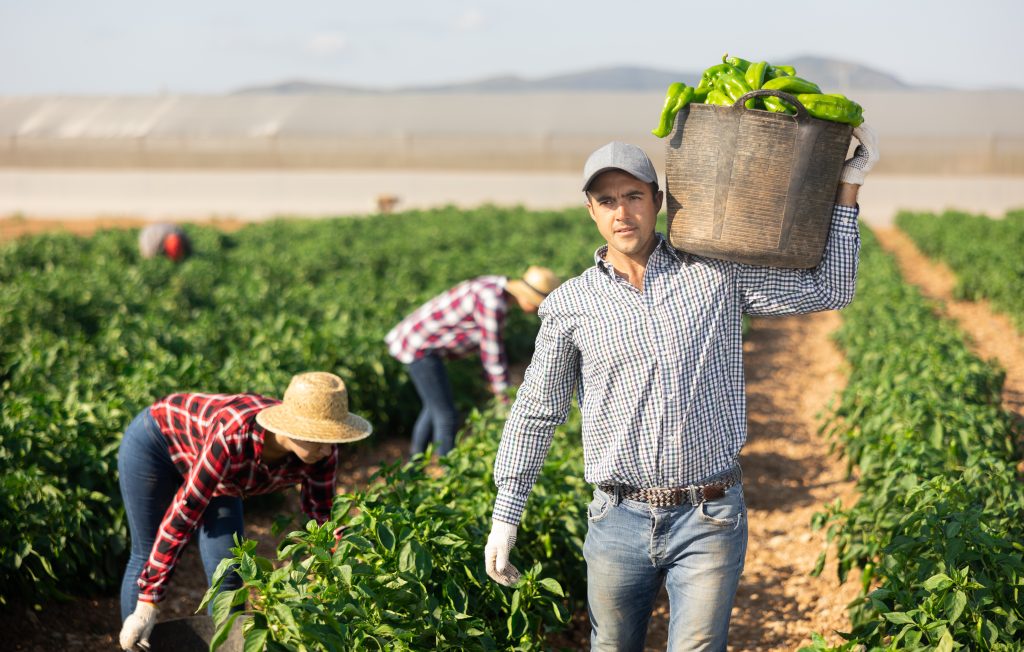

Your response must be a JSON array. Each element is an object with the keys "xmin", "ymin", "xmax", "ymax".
[{"xmin": 0, "ymin": 205, "xmax": 1019, "ymax": 646}]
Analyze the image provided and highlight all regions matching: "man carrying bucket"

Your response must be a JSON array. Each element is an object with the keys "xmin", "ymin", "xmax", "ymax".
[
  {"xmin": 485, "ymin": 127, "xmax": 878, "ymax": 650},
  {"xmin": 385, "ymin": 266, "xmax": 561, "ymax": 457}
]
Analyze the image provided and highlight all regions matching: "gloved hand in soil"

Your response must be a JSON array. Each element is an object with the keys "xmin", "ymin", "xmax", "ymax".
[
  {"xmin": 484, "ymin": 519, "xmax": 521, "ymax": 586},
  {"xmin": 839, "ymin": 122, "xmax": 880, "ymax": 186},
  {"xmin": 119, "ymin": 600, "xmax": 158, "ymax": 650}
]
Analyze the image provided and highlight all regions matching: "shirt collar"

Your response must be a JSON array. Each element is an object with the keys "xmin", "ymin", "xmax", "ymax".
[{"xmin": 594, "ymin": 233, "xmax": 681, "ymax": 278}]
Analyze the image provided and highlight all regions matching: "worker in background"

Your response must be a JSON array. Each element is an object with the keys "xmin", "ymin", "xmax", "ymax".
[
  {"xmin": 385, "ymin": 266, "xmax": 561, "ymax": 457},
  {"xmin": 139, "ymin": 223, "xmax": 192, "ymax": 262}
]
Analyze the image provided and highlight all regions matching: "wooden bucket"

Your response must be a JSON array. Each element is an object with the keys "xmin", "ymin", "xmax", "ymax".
[{"xmin": 665, "ymin": 89, "xmax": 852, "ymax": 268}]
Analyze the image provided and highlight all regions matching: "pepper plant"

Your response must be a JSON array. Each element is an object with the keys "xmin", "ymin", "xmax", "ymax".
[
  {"xmin": 802, "ymin": 229, "xmax": 1024, "ymax": 651},
  {"xmin": 0, "ymin": 205, "xmax": 601, "ymax": 608},
  {"xmin": 895, "ymin": 208, "xmax": 1024, "ymax": 331},
  {"xmin": 201, "ymin": 403, "xmax": 588, "ymax": 651}
]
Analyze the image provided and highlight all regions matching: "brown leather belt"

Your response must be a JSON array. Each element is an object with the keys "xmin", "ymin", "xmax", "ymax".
[{"xmin": 599, "ymin": 466, "xmax": 742, "ymax": 508}]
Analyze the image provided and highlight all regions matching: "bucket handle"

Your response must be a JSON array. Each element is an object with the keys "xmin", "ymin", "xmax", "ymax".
[{"xmin": 732, "ymin": 90, "xmax": 808, "ymax": 120}]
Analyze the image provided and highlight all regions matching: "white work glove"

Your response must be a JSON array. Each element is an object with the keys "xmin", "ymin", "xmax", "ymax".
[
  {"xmin": 119, "ymin": 600, "xmax": 158, "ymax": 650},
  {"xmin": 484, "ymin": 520, "xmax": 520, "ymax": 586},
  {"xmin": 839, "ymin": 123, "xmax": 880, "ymax": 186}
]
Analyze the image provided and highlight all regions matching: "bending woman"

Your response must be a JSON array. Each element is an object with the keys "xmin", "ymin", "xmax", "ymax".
[{"xmin": 118, "ymin": 371, "xmax": 371, "ymax": 650}]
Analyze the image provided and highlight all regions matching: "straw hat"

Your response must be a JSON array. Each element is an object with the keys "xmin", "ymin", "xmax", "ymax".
[
  {"xmin": 507, "ymin": 266, "xmax": 561, "ymax": 309},
  {"xmin": 255, "ymin": 372, "xmax": 372, "ymax": 444}
]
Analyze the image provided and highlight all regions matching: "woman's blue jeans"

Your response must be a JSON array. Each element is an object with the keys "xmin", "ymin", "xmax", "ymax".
[
  {"xmin": 406, "ymin": 353, "xmax": 459, "ymax": 456},
  {"xmin": 117, "ymin": 407, "xmax": 244, "ymax": 621},
  {"xmin": 584, "ymin": 482, "xmax": 748, "ymax": 652}
]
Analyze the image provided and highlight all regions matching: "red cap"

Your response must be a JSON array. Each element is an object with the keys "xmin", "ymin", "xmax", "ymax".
[{"xmin": 164, "ymin": 233, "xmax": 186, "ymax": 262}]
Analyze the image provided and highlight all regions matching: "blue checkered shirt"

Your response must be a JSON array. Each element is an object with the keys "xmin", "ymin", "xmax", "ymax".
[{"xmin": 492, "ymin": 204, "xmax": 860, "ymax": 525}]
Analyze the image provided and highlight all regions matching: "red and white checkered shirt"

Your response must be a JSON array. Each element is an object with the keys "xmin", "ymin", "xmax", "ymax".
[
  {"xmin": 138, "ymin": 392, "xmax": 338, "ymax": 603},
  {"xmin": 385, "ymin": 276, "xmax": 510, "ymax": 394}
]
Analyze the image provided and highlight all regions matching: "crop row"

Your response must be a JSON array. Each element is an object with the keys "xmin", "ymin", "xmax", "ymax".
[
  {"xmin": 894, "ymin": 209, "xmax": 1024, "ymax": 331},
  {"xmin": 803, "ymin": 230, "xmax": 1024, "ymax": 651},
  {"xmin": 204, "ymin": 404, "xmax": 588, "ymax": 651},
  {"xmin": 0, "ymin": 206, "xmax": 600, "ymax": 607}
]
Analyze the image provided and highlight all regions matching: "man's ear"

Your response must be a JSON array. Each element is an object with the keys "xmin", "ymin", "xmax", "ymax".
[
  {"xmin": 585, "ymin": 196, "xmax": 597, "ymax": 223},
  {"xmin": 654, "ymin": 189, "xmax": 664, "ymax": 214}
]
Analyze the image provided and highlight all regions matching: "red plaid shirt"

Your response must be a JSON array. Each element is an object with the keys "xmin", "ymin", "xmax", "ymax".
[
  {"xmin": 385, "ymin": 276, "xmax": 510, "ymax": 393},
  {"xmin": 138, "ymin": 392, "xmax": 338, "ymax": 603}
]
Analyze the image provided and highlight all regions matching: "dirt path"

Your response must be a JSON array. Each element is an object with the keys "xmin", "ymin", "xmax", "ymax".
[
  {"xmin": 873, "ymin": 228, "xmax": 1024, "ymax": 421},
  {"xmin": 0, "ymin": 215, "xmax": 250, "ymax": 242}
]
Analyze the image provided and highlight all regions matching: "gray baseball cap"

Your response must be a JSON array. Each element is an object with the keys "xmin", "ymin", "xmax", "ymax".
[{"xmin": 581, "ymin": 141, "xmax": 658, "ymax": 192}]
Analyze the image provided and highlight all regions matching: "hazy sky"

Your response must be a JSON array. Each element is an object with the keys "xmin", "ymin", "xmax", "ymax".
[{"xmin": 2, "ymin": 0, "xmax": 1022, "ymax": 94}]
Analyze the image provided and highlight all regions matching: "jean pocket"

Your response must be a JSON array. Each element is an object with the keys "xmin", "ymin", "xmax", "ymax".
[
  {"xmin": 698, "ymin": 484, "xmax": 745, "ymax": 528},
  {"xmin": 587, "ymin": 490, "xmax": 614, "ymax": 523}
]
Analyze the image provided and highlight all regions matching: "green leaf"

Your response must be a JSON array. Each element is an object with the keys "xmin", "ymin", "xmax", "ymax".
[
  {"xmin": 397, "ymin": 540, "xmax": 432, "ymax": 579},
  {"xmin": 209, "ymin": 611, "xmax": 244, "ymax": 652},
  {"xmin": 884, "ymin": 611, "xmax": 916, "ymax": 625},
  {"xmin": 935, "ymin": 628, "xmax": 954, "ymax": 652},
  {"xmin": 339, "ymin": 564, "xmax": 353, "ymax": 587},
  {"xmin": 946, "ymin": 590, "xmax": 967, "ymax": 623},
  {"xmin": 922, "ymin": 573, "xmax": 954, "ymax": 592},
  {"xmin": 376, "ymin": 523, "xmax": 396, "ymax": 551},
  {"xmin": 930, "ymin": 420, "xmax": 944, "ymax": 448},
  {"xmin": 272, "ymin": 602, "xmax": 300, "ymax": 636},
  {"xmin": 238, "ymin": 555, "xmax": 258, "ymax": 583},
  {"xmin": 537, "ymin": 577, "xmax": 564, "ymax": 597},
  {"xmin": 944, "ymin": 519, "xmax": 961, "ymax": 539},
  {"xmin": 507, "ymin": 610, "xmax": 528, "ymax": 639},
  {"xmin": 242, "ymin": 624, "xmax": 269, "ymax": 652},
  {"xmin": 211, "ymin": 587, "xmax": 247, "ymax": 628}
]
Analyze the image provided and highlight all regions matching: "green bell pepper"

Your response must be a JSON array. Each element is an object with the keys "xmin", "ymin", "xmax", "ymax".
[
  {"xmin": 721, "ymin": 53, "xmax": 751, "ymax": 73},
  {"xmin": 651, "ymin": 83, "xmax": 695, "ymax": 138},
  {"xmin": 762, "ymin": 75, "xmax": 821, "ymax": 95},
  {"xmin": 795, "ymin": 93, "xmax": 864, "ymax": 126},
  {"xmin": 745, "ymin": 61, "xmax": 768, "ymax": 91},
  {"xmin": 763, "ymin": 96, "xmax": 797, "ymax": 115},
  {"xmin": 715, "ymin": 70, "xmax": 755, "ymax": 108},
  {"xmin": 766, "ymin": 64, "xmax": 796, "ymax": 78},
  {"xmin": 706, "ymin": 89, "xmax": 732, "ymax": 106}
]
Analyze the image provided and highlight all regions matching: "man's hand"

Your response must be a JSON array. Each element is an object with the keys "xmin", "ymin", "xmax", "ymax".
[
  {"xmin": 484, "ymin": 520, "xmax": 520, "ymax": 586},
  {"xmin": 119, "ymin": 600, "xmax": 158, "ymax": 650},
  {"xmin": 839, "ymin": 123, "xmax": 880, "ymax": 187}
]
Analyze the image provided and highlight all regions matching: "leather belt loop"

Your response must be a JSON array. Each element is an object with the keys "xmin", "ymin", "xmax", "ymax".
[
  {"xmin": 687, "ymin": 485, "xmax": 700, "ymax": 505},
  {"xmin": 612, "ymin": 484, "xmax": 622, "ymax": 506}
]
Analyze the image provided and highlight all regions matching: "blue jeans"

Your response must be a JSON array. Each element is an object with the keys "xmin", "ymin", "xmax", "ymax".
[
  {"xmin": 584, "ymin": 480, "xmax": 747, "ymax": 652},
  {"xmin": 406, "ymin": 353, "xmax": 459, "ymax": 456},
  {"xmin": 117, "ymin": 407, "xmax": 244, "ymax": 621}
]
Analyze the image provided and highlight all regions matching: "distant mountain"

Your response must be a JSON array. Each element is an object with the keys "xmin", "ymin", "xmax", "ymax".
[
  {"xmin": 231, "ymin": 57, "xmax": 932, "ymax": 95},
  {"xmin": 233, "ymin": 79, "xmax": 375, "ymax": 95},
  {"xmin": 785, "ymin": 56, "xmax": 913, "ymax": 91}
]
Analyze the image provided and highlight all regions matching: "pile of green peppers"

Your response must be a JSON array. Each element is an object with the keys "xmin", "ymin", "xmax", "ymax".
[{"xmin": 651, "ymin": 53, "xmax": 864, "ymax": 137}]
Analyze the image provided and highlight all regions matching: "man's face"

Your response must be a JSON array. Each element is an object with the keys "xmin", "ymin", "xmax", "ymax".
[
  {"xmin": 585, "ymin": 170, "xmax": 663, "ymax": 262},
  {"xmin": 282, "ymin": 436, "xmax": 334, "ymax": 464}
]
